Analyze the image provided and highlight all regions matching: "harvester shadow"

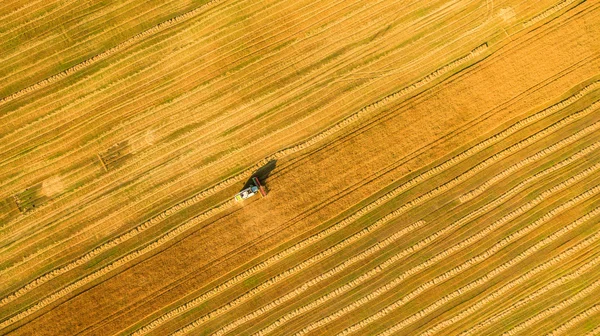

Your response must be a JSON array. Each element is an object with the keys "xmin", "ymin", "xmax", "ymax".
[{"xmin": 240, "ymin": 160, "xmax": 277, "ymax": 194}]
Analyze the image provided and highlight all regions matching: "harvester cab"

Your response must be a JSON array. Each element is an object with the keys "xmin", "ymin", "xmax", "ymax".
[{"xmin": 235, "ymin": 177, "xmax": 267, "ymax": 201}]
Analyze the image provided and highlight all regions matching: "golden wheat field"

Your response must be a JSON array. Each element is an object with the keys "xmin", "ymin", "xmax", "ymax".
[{"xmin": 1, "ymin": 0, "xmax": 600, "ymax": 335}]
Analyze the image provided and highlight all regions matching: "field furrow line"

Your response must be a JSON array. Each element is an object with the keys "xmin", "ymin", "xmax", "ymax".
[
  {"xmin": 459, "ymin": 250, "xmax": 600, "ymax": 336},
  {"xmin": 376, "ymin": 211, "xmax": 600, "ymax": 336},
  {"xmin": 154, "ymin": 219, "xmax": 426, "ymax": 336},
  {"xmin": 505, "ymin": 289, "xmax": 600, "ymax": 335},
  {"xmin": 207, "ymin": 140, "xmax": 600, "ymax": 335},
  {"xmin": 0, "ymin": 0, "xmax": 227, "ymax": 104},
  {"xmin": 0, "ymin": 44, "xmax": 491, "ymax": 305},
  {"xmin": 523, "ymin": 0, "xmax": 578, "ymax": 28},
  {"xmin": 418, "ymin": 209, "xmax": 600, "ymax": 336},
  {"xmin": 250, "ymin": 146, "xmax": 600, "ymax": 336},
  {"xmin": 301, "ymin": 176, "xmax": 600, "ymax": 336}
]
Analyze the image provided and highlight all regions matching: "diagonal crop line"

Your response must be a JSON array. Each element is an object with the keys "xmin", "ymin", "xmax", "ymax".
[
  {"xmin": 172, "ymin": 220, "xmax": 427, "ymax": 336},
  {"xmin": 133, "ymin": 220, "xmax": 427, "ymax": 335},
  {"xmin": 421, "ymin": 210, "xmax": 600, "ymax": 336},
  {"xmin": 0, "ymin": 0, "xmax": 227, "ymax": 105},
  {"xmin": 337, "ymin": 184, "xmax": 600, "ymax": 336},
  {"xmin": 160, "ymin": 110, "xmax": 600, "ymax": 335},
  {"xmin": 506, "ymin": 292, "xmax": 600, "ymax": 335},
  {"xmin": 0, "ymin": 44, "xmax": 490, "ymax": 310},
  {"xmin": 295, "ymin": 165, "xmax": 600, "ymax": 336},
  {"xmin": 377, "ymin": 210, "xmax": 600, "ymax": 336},
  {"xmin": 459, "ymin": 252, "xmax": 600, "ymax": 336},
  {"xmin": 247, "ymin": 149, "xmax": 600, "ymax": 336}
]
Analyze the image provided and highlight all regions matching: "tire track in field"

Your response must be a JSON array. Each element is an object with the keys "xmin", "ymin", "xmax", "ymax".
[
  {"xmin": 523, "ymin": 0, "xmax": 579, "ymax": 28},
  {"xmin": 201, "ymin": 137, "xmax": 600, "ymax": 335},
  {"xmin": 458, "ymin": 249, "xmax": 600, "ymax": 336},
  {"xmin": 0, "ymin": 44, "xmax": 490, "ymax": 308},
  {"xmin": 242, "ymin": 142, "xmax": 600, "ymax": 336},
  {"xmin": 377, "ymin": 209, "xmax": 600, "ymax": 336},
  {"xmin": 0, "ymin": 0, "xmax": 227, "ymax": 105},
  {"xmin": 292, "ymin": 172, "xmax": 600, "ymax": 336},
  {"xmin": 505, "ymin": 287, "xmax": 600, "ymax": 335},
  {"xmin": 417, "ymin": 209, "xmax": 600, "ymax": 336},
  {"xmin": 133, "ymin": 220, "xmax": 426, "ymax": 336}
]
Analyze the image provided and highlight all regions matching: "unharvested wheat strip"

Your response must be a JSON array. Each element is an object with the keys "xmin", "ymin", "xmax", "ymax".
[
  {"xmin": 0, "ymin": 45, "xmax": 491, "ymax": 298},
  {"xmin": 376, "ymin": 215, "xmax": 600, "ymax": 336},
  {"xmin": 123, "ymin": 82, "xmax": 600, "ymax": 334},
  {"xmin": 248, "ymin": 158, "xmax": 600, "ymax": 336},
  {"xmin": 460, "ymin": 122, "xmax": 600, "ymax": 202},
  {"xmin": 523, "ymin": 0, "xmax": 578, "ymax": 27},
  {"xmin": 300, "ymin": 178, "xmax": 600, "ymax": 336},
  {"xmin": 505, "ymin": 293, "xmax": 600, "ymax": 335},
  {"xmin": 136, "ymin": 220, "xmax": 426, "ymax": 336},
  {"xmin": 457, "ymin": 251, "xmax": 600, "ymax": 336},
  {"xmin": 417, "ymin": 212, "xmax": 600, "ymax": 336},
  {"xmin": 209, "ymin": 148, "xmax": 600, "ymax": 335}
]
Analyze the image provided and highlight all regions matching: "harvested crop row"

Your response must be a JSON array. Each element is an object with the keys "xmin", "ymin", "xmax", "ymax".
[
  {"xmin": 167, "ymin": 220, "xmax": 426, "ymax": 336},
  {"xmin": 505, "ymin": 286, "xmax": 600, "ymax": 335},
  {"xmin": 131, "ymin": 216, "xmax": 427, "ymax": 335},
  {"xmin": 412, "ymin": 209, "xmax": 600, "ymax": 336},
  {"xmin": 377, "ymin": 212, "xmax": 600, "ymax": 336},
  {"xmin": 0, "ymin": 198, "xmax": 237, "ymax": 329},
  {"xmin": 459, "ymin": 249, "xmax": 600, "ymax": 336},
  {"xmin": 295, "ymin": 173, "xmax": 600, "ymax": 336},
  {"xmin": 233, "ymin": 147, "xmax": 600, "ymax": 336},
  {"xmin": 547, "ymin": 304, "xmax": 600, "ymax": 336},
  {"xmin": 0, "ymin": 0, "xmax": 464, "ymax": 258}
]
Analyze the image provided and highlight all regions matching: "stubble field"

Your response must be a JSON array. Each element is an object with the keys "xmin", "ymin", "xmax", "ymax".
[{"xmin": 1, "ymin": 0, "xmax": 600, "ymax": 335}]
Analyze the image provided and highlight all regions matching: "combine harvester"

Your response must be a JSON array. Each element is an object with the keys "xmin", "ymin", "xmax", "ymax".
[{"xmin": 235, "ymin": 177, "xmax": 267, "ymax": 201}]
